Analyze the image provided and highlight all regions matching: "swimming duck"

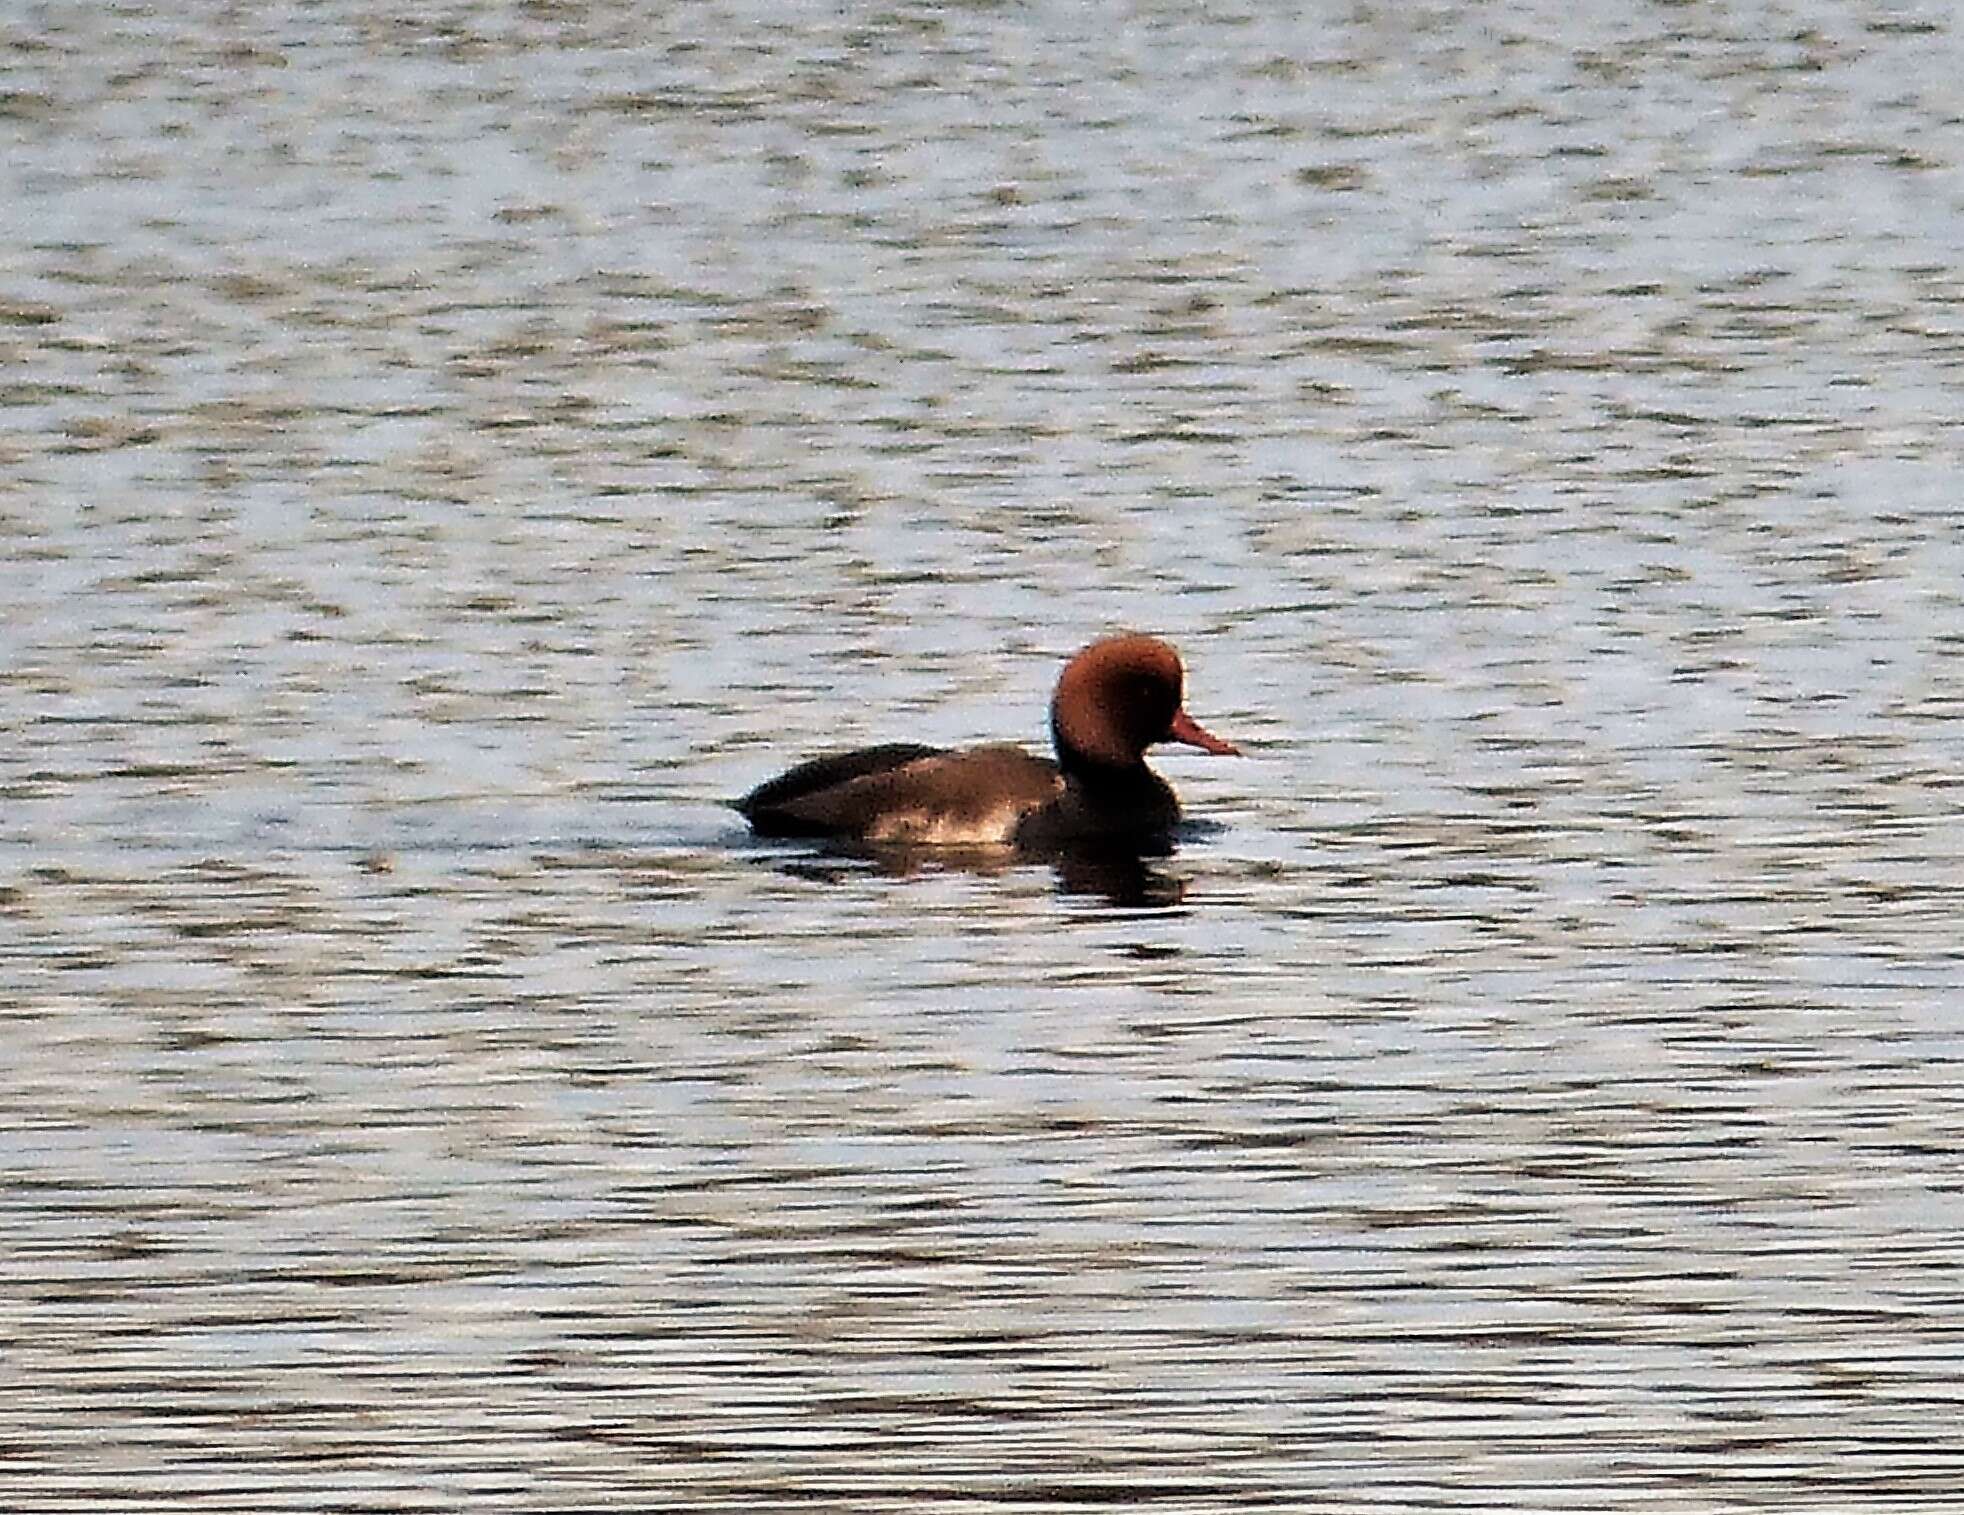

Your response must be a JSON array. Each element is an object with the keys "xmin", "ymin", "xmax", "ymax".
[{"xmin": 736, "ymin": 634, "xmax": 1238, "ymax": 849}]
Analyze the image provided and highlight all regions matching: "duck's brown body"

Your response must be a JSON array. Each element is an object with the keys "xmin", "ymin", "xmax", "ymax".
[{"xmin": 736, "ymin": 636, "xmax": 1236, "ymax": 850}]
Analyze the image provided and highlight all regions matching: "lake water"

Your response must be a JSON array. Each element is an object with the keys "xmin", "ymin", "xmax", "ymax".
[{"xmin": 5, "ymin": 3, "xmax": 1964, "ymax": 1510}]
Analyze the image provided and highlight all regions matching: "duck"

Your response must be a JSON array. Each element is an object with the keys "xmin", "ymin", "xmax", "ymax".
[{"xmin": 735, "ymin": 634, "xmax": 1238, "ymax": 850}]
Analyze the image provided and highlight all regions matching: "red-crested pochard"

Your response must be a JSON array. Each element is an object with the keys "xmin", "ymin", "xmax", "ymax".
[{"xmin": 736, "ymin": 634, "xmax": 1238, "ymax": 849}]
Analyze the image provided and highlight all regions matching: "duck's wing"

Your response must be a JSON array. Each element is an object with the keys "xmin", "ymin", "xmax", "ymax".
[
  {"xmin": 849, "ymin": 745, "xmax": 1062, "ymax": 845},
  {"xmin": 735, "ymin": 744, "xmax": 945, "ymax": 836},
  {"xmin": 739, "ymin": 743, "xmax": 1062, "ymax": 845}
]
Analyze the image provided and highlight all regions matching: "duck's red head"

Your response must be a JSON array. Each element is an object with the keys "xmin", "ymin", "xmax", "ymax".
[{"xmin": 1049, "ymin": 634, "xmax": 1239, "ymax": 772}]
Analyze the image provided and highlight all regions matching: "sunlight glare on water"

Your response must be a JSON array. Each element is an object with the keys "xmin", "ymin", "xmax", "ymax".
[{"xmin": 4, "ymin": 2, "xmax": 1964, "ymax": 1510}]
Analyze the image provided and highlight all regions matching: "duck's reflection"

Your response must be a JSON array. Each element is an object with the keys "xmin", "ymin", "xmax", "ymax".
[
  {"xmin": 769, "ymin": 839, "xmax": 1187, "ymax": 909},
  {"xmin": 1044, "ymin": 847, "xmax": 1187, "ymax": 908}
]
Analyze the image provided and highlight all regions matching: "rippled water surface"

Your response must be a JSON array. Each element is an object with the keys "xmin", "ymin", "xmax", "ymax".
[{"xmin": 6, "ymin": 3, "xmax": 1964, "ymax": 1510}]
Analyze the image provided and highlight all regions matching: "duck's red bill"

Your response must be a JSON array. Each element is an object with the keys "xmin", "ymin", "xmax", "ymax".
[{"xmin": 1167, "ymin": 709, "xmax": 1239, "ymax": 756}]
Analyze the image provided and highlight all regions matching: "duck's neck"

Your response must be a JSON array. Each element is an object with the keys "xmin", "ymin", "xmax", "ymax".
[{"xmin": 1056, "ymin": 746, "xmax": 1178, "ymax": 818}]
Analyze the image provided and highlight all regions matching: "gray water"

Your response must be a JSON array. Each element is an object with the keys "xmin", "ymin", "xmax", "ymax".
[{"xmin": 5, "ymin": 3, "xmax": 1964, "ymax": 1510}]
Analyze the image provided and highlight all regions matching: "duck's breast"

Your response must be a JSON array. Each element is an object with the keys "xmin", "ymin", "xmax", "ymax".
[{"xmin": 1010, "ymin": 765, "xmax": 1181, "ymax": 850}]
